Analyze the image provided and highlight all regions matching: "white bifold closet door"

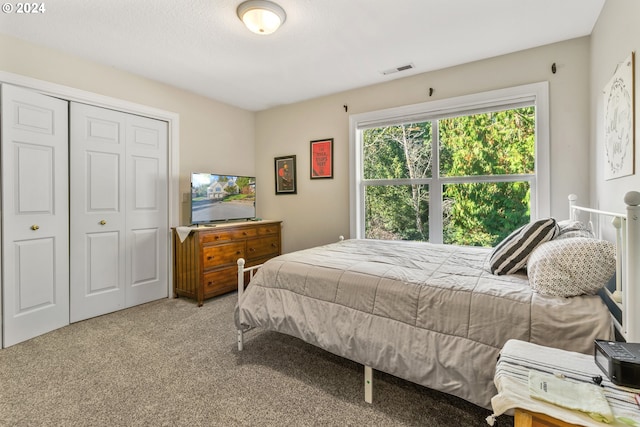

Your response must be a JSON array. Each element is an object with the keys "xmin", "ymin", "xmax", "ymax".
[
  {"xmin": 1, "ymin": 84, "xmax": 70, "ymax": 347},
  {"xmin": 70, "ymin": 103, "xmax": 168, "ymax": 323}
]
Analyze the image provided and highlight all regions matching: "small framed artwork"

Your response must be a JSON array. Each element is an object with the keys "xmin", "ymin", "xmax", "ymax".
[
  {"xmin": 310, "ymin": 138, "xmax": 333, "ymax": 179},
  {"xmin": 274, "ymin": 155, "xmax": 297, "ymax": 195}
]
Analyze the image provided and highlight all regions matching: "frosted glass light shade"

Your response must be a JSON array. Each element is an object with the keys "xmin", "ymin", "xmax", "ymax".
[{"xmin": 237, "ymin": 0, "xmax": 286, "ymax": 35}]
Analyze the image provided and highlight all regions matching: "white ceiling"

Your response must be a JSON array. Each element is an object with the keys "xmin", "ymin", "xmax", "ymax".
[{"xmin": 0, "ymin": 0, "xmax": 606, "ymax": 111}]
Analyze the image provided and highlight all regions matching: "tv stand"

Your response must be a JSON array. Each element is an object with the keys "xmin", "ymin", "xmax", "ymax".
[{"xmin": 172, "ymin": 220, "xmax": 282, "ymax": 306}]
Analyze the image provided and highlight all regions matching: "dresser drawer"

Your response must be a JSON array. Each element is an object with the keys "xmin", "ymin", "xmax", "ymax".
[
  {"xmin": 203, "ymin": 266, "xmax": 238, "ymax": 296},
  {"xmin": 246, "ymin": 235, "xmax": 280, "ymax": 260},
  {"xmin": 200, "ymin": 227, "xmax": 258, "ymax": 244},
  {"xmin": 202, "ymin": 242, "xmax": 245, "ymax": 268},
  {"xmin": 257, "ymin": 224, "xmax": 279, "ymax": 236}
]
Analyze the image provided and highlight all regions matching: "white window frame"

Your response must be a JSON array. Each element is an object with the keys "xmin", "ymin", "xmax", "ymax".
[{"xmin": 348, "ymin": 82, "xmax": 550, "ymax": 240}]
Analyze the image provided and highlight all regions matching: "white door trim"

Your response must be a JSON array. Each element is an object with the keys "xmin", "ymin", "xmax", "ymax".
[{"xmin": 0, "ymin": 71, "xmax": 180, "ymax": 339}]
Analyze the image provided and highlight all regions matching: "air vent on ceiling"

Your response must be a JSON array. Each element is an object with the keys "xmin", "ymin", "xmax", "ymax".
[{"xmin": 381, "ymin": 63, "xmax": 415, "ymax": 75}]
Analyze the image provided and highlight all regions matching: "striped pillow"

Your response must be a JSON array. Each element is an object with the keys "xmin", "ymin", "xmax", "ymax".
[{"xmin": 490, "ymin": 218, "xmax": 559, "ymax": 275}]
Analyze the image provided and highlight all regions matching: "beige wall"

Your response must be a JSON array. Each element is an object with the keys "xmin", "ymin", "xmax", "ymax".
[
  {"xmin": 0, "ymin": 31, "xmax": 598, "ymax": 253},
  {"xmin": 257, "ymin": 38, "xmax": 592, "ymax": 253},
  {"xmin": 590, "ymin": 0, "xmax": 640, "ymax": 213},
  {"xmin": 0, "ymin": 34, "xmax": 256, "ymax": 225}
]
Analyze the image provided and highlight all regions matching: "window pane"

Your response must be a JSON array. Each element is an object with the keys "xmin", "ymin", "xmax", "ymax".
[
  {"xmin": 365, "ymin": 184, "xmax": 429, "ymax": 241},
  {"xmin": 443, "ymin": 181, "xmax": 530, "ymax": 247},
  {"xmin": 439, "ymin": 107, "xmax": 535, "ymax": 177},
  {"xmin": 363, "ymin": 122, "xmax": 432, "ymax": 180}
]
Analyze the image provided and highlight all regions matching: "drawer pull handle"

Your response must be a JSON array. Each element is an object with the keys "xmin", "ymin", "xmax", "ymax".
[
  {"xmin": 99, "ymin": 220, "xmax": 107, "ymax": 225},
  {"xmin": 31, "ymin": 224, "xmax": 40, "ymax": 231},
  {"xmin": 271, "ymin": 243, "xmax": 277, "ymax": 247},
  {"xmin": 236, "ymin": 250, "xmax": 242, "ymax": 255},
  {"xmin": 214, "ymin": 236, "xmax": 220, "ymax": 240},
  {"xmin": 207, "ymin": 256, "xmax": 214, "ymax": 260},
  {"xmin": 242, "ymin": 232, "xmax": 247, "ymax": 236},
  {"xmin": 249, "ymin": 248, "xmax": 255, "ymax": 252},
  {"xmin": 207, "ymin": 281, "xmax": 212, "ymax": 286}
]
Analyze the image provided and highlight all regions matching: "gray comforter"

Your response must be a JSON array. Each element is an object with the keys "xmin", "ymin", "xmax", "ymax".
[{"xmin": 235, "ymin": 239, "xmax": 613, "ymax": 408}]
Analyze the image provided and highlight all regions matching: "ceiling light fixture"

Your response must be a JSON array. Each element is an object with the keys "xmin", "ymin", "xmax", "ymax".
[{"xmin": 237, "ymin": 0, "xmax": 286, "ymax": 35}]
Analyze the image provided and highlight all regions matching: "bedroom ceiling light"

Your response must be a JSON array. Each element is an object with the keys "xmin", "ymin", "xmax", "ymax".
[{"xmin": 237, "ymin": 0, "xmax": 286, "ymax": 35}]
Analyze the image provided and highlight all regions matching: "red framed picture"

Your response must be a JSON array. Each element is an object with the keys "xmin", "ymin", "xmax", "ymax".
[{"xmin": 310, "ymin": 138, "xmax": 333, "ymax": 179}]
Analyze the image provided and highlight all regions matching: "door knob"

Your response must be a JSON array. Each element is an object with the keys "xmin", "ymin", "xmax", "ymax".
[
  {"xmin": 99, "ymin": 220, "xmax": 106, "ymax": 225},
  {"xmin": 31, "ymin": 224, "xmax": 39, "ymax": 231}
]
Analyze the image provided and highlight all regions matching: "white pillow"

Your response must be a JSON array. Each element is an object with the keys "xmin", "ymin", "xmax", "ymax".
[
  {"xmin": 527, "ymin": 238, "xmax": 616, "ymax": 297},
  {"xmin": 490, "ymin": 218, "xmax": 559, "ymax": 275},
  {"xmin": 555, "ymin": 219, "xmax": 595, "ymax": 240}
]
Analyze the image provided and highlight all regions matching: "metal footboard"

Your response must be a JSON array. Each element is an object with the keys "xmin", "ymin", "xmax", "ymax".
[
  {"xmin": 236, "ymin": 258, "xmax": 262, "ymax": 351},
  {"xmin": 234, "ymin": 236, "xmax": 373, "ymax": 403}
]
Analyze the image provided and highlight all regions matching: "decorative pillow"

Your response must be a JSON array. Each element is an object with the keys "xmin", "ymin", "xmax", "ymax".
[
  {"xmin": 490, "ymin": 218, "xmax": 559, "ymax": 275},
  {"xmin": 527, "ymin": 238, "xmax": 616, "ymax": 297},
  {"xmin": 555, "ymin": 219, "xmax": 595, "ymax": 240}
]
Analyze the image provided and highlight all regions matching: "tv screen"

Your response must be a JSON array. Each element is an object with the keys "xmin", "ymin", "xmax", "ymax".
[{"xmin": 190, "ymin": 173, "xmax": 256, "ymax": 224}]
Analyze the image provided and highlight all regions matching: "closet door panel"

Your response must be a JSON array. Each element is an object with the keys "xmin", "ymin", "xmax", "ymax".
[
  {"xmin": 131, "ymin": 228, "xmax": 159, "ymax": 284},
  {"xmin": 70, "ymin": 103, "xmax": 126, "ymax": 323},
  {"xmin": 71, "ymin": 104, "xmax": 168, "ymax": 318},
  {"xmin": 86, "ymin": 232, "xmax": 121, "ymax": 294},
  {"xmin": 1, "ymin": 84, "xmax": 69, "ymax": 347},
  {"xmin": 87, "ymin": 152, "xmax": 121, "ymax": 211},
  {"xmin": 16, "ymin": 143, "xmax": 54, "ymax": 212},
  {"xmin": 14, "ymin": 239, "xmax": 55, "ymax": 311},
  {"xmin": 132, "ymin": 156, "xmax": 159, "ymax": 209},
  {"xmin": 125, "ymin": 115, "xmax": 168, "ymax": 306}
]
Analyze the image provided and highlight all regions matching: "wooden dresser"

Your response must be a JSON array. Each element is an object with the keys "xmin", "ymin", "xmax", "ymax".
[{"xmin": 172, "ymin": 220, "xmax": 281, "ymax": 306}]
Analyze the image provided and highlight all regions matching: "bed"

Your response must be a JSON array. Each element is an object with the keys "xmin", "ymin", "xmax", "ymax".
[{"xmin": 234, "ymin": 192, "xmax": 640, "ymax": 409}]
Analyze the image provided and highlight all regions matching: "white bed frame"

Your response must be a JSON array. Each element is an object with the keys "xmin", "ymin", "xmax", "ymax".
[
  {"xmin": 569, "ymin": 191, "xmax": 640, "ymax": 342},
  {"xmin": 236, "ymin": 191, "xmax": 640, "ymax": 403}
]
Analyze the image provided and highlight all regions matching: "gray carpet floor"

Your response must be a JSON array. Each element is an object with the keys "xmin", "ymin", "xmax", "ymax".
[{"xmin": 0, "ymin": 293, "xmax": 514, "ymax": 426}]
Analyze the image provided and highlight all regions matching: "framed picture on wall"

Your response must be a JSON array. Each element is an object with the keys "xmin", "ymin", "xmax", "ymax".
[
  {"xmin": 603, "ymin": 52, "xmax": 635, "ymax": 180},
  {"xmin": 274, "ymin": 155, "xmax": 297, "ymax": 195},
  {"xmin": 310, "ymin": 138, "xmax": 333, "ymax": 179}
]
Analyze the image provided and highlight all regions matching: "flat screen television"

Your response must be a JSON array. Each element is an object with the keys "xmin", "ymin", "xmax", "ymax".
[{"xmin": 190, "ymin": 173, "xmax": 256, "ymax": 224}]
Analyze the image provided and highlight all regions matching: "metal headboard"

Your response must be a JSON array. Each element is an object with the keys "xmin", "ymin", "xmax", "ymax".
[{"xmin": 568, "ymin": 192, "xmax": 640, "ymax": 342}]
